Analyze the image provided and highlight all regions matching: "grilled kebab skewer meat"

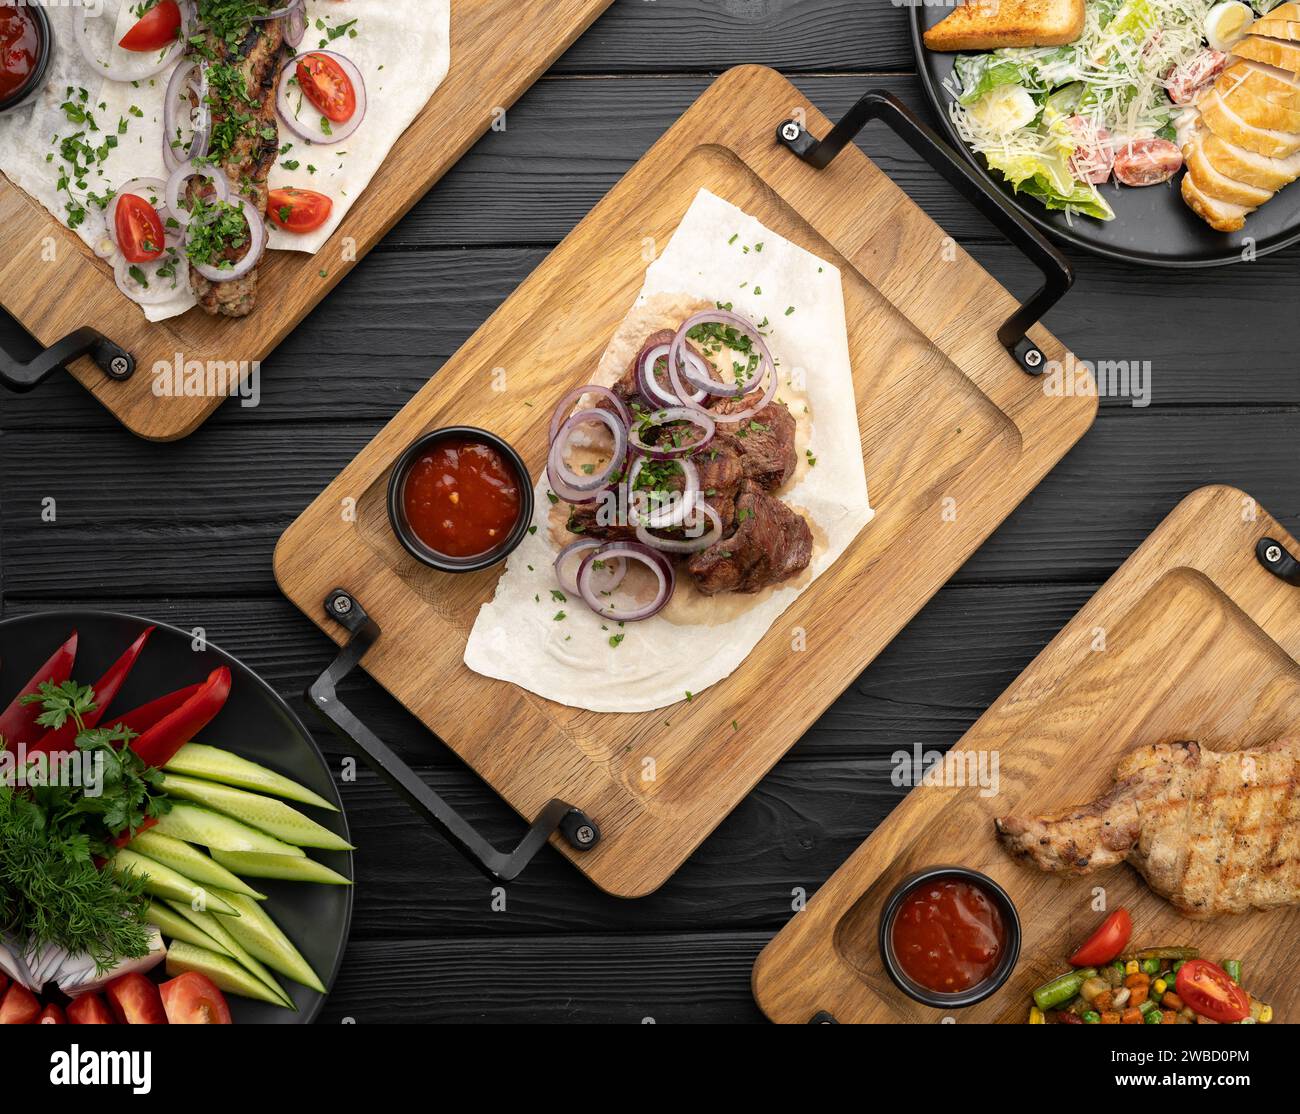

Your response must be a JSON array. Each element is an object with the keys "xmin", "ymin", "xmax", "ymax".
[
  {"xmin": 187, "ymin": 12, "xmax": 286, "ymax": 317},
  {"xmin": 996, "ymin": 737, "xmax": 1300, "ymax": 917}
]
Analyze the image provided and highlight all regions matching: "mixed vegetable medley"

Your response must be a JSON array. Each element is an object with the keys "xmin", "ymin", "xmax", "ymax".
[
  {"xmin": 1028, "ymin": 908, "xmax": 1274, "ymax": 1024},
  {"xmin": 947, "ymin": 0, "xmax": 1280, "ymax": 220},
  {"xmin": 0, "ymin": 626, "xmax": 352, "ymax": 1024}
]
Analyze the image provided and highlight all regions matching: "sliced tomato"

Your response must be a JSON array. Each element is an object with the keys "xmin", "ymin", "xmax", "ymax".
[
  {"xmin": 115, "ymin": 194, "xmax": 166, "ymax": 264},
  {"xmin": 1176, "ymin": 959, "xmax": 1250, "ymax": 1023},
  {"xmin": 1069, "ymin": 908, "xmax": 1132, "ymax": 967},
  {"xmin": 66, "ymin": 993, "xmax": 115, "ymax": 1025},
  {"xmin": 296, "ymin": 53, "xmax": 357, "ymax": 123},
  {"xmin": 159, "ymin": 973, "xmax": 233, "ymax": 1025},
  {"xmin": 38, "ymin": 1003, "xmax": 66, "ymax": 1025},
  {"xmin": 119, "ymin": 0, "xmax": 182, "ymax": 53},
  {"xmin": 104, "ymin": 973, "xmax": 168, "ymax": 1025},
  {"xmin": 267, "ymin": 187, "xmax": 334, "ymax": 233},
  {"xmin": 0, "ymin": 983, "xmax": 40, "ymax": 1025}
]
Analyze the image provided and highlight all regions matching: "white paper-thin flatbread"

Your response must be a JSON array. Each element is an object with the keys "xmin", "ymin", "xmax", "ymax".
[
  {"xmin": 464, "ymin": 188, "xmax": 873, "ymax": 714},
  {"xmin": 0, "ymin": 0, "xmax": 449, "ymax": 321}
]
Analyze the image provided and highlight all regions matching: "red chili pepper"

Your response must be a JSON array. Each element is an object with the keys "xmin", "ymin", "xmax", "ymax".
[
  {"xmin": 110, "ymin": 681, "xmax": 203, "ymax": 739},
  {"xmin": 130, "ymin": 666, "xmax": 231, "ymax": 768},
  {"xmin": 27, "ymin": 627, "xmax": 155, "ymax": 756},
  {"xmin": 0, "ymin": 631, "xmax": 78, "ymax": 749}
]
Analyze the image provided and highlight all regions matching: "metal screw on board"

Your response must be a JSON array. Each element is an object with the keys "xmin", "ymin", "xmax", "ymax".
[
  {"xmin": 781, "ymin": 121, "xmax": 801, "ymax": 142},
  {"xmin": 1024, "ymin": 348, "xmax": 1044, "ymax": 369},
  {"xmin": 331, "ymin": 594, "xmax": 354, "ymax": 617},
  {"xmin": 1266, "ymin": 544, "xmax": 1283, "ymax": 564},
  {"xmin": 575, "ymin": 825, "xmax": 596, "ymax": 846}
]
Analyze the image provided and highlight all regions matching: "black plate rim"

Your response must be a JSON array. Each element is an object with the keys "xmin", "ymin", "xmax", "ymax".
[
  {"xmin": 906, "ymin": 7, "xmax": 1300, "ymax": 269},
  {"xmin": 0, "ymin": 607, "xmax": 354, "ymax": 1025}
]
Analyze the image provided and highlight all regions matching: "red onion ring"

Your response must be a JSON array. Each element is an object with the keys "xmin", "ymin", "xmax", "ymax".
[
  {"xmin": 165, "ymin": 161, "xmax": 230, "ymax": 229},
  {"xmin": 276, "ymin": 50, "xmax": 368, "ymax": 145},
  {"xmin": 554, "ymin": 539, "xmax": 627, "ymax": 598},
  {"xmin": 114, "ymin": 252, "xmax": 190, "ymax": 307},
  {"xmin": 636, "ymin": 502, "xmax": 723, "ymax": 554},
  {"xmin": 74, "ymin": 1, "xmax": 193, "ymax": 84},
  {"xmin": 163, "ymin": 60, "xmax": 211, "ymax": 172},
  {"xmin": 627, "ymin": 406, "xmax": 715, "ymax": 460},
  {"xmin": 250, "ymin": 1, "xmax": 303, "ymax": 18},
  {"xmin": 548, "ymin": 385, "xmax": 630, "ymax": 445},
  {"xmin": 577, "ymin": 542, "xmax": 675, "ymax": 622},
  {"xmin": 635, "ymin": 343, "xmax": 707, "ymax": 406},
  {"xmin": 627, "ymin": 455, "xmax": 699, "ymax": 530},
  {"xmin": 547, "ymin": 409, "xmax": 628, "ymax": 502},
  {"xmin": 189, "ymin": 198, "xmax": 267, "ymax": 284},
  {"xmin": 285, "ymin": 3, "xmax": 307, "ymax": 48},
  {"xmin": 668, "ymin": 310, "xmax": 776, "ymax": 413}
]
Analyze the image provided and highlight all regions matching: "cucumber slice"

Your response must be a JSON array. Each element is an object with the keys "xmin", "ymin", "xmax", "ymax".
[
  {"xmin": 212, "ymin": 890, "xmax": 326, "ymax": 994},
  {"xmin": 163, "ymin": 900, "xmax": 292, "ymax": 1008},
  {"xmin": 110, "ymin": 849, "xmax": 237, "ymax": 917},
  {"xmin": 154, "ymin": 802, "xmax": 306, "ymax": 857},
  {"xmin": 165, "ymin": 941, "xmax": 293, "ymax": 1008},
  {"xmin": 210, "ymin": 849, "xmax": 352, "ymax": 886},
  {"xmin": 145, "ymin": 901, "xmax": 235, "ymax": 958},
  {"xmin": 130, "ymin": 830, "xmax": 267, "ymax": 900},
  {"xmin": 160, "ymin": 773, "xmax": 353, "ymax": 852},
  {"xmin": 166, "ymin": 744, "xmax": 338, "ymax": 812}
]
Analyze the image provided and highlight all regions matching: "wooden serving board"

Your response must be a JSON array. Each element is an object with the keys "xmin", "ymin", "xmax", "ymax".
[
  {"xmin": 754, "ymin": 485, "xmax": 1300, "ymax": 1023},
  {"xmin": 275, "ymin": 65, "xmax": 1097, "ymax": 898},
  {"xmin": 0, "ymin": 0, "xmax": 614, "ymax": 441}
]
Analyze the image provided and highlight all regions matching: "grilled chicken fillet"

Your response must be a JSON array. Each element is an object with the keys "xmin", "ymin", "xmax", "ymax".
[
  {"xmin": 996, "ymin": 737, "xmax": 1300, "ymax": 917},
  {"xmin": 187, "ymin": 16, "xmax": 285, "ymax": 317}
]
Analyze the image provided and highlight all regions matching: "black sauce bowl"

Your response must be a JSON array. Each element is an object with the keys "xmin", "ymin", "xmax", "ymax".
[
  {"xmin": 0, "ymin": 4, "xmax": 52, "ymax": 115},
  {"xmin": 387, "ymin": 426, "xmax": 534, "ymax": 574},
  {"xmin": 878, "ymin": 865, "xmax": 1022, "ymax": 1009}
]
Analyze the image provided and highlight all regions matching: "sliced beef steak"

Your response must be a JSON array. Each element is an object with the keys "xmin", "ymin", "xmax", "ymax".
[
  {"xmin": 710, "ymin": 397, "xmax": 798, "ymax": 490},
  {"xmin": 996, "ymin": 737, "xmax": 1300, "ymax": 917},
  {"xmin": 687, "ymin": 483, "xmax": 812, "ymax": 595}
]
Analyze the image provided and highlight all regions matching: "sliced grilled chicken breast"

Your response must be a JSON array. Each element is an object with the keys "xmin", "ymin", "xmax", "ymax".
[
  {"xmin": 1182, "ymin": 173, "xmax": 1253, "ymax": 231},
  {"xmin": 1186, "ymin": 139, "xmax": 1275, "ymax": 206},
  {"xmin": 1251, "ymin": 18, "xmax": 1300, "ymax": 42},
  {"xmin": 1234, "ymin": 34, "xmax": 1300, "ymax": 76},
  {"xmin": 1219, "ymin": 59, "xmax": 1300, "ymax": 107},
  {"xmin": 1202, "ymin": 131, "xmax": 1300, "ymax": 189},
  {"xmin": 1199, "ymin": 89, "xmax": 1300, "ymax": 156},
  {"xmin": 1217, "ymin": 76, "xmax": 1300, "ymax": 129}
]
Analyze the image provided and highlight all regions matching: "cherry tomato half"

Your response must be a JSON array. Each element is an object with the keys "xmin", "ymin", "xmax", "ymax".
[
  {"xmin": 1068, "ymin": 908, "xmax": 1132, "ymax": 967},
  {"xmin": 296, "ymin": 53, "xmax": 356, "ymax": 123},
  {"xmin": 119, "ymin": 0, "xmax": 182, "ymax": 53},
  {"xmin": 267, "ymin": 187, "xmax": 334, "ymax": 233},
  {"xmin": 1175, "ymin": 959, "xmax": 1250, "ymax": 1023},
  {"xmin": 115, "ymin": 193, "xmax": 167, "ymax": 264},
  {"xmin": 159, "ymin": 973, "xmax": 233, "ymax": 1025}
]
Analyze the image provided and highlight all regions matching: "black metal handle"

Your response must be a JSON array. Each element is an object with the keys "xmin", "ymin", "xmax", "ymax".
[
  {"xmin": 306, "ymin": 589, "xmax": 600, "ymax": 883},
  {"xmin": 1257, "ymin": 537, "xmax": 1300, "ymax": 586},
  {"xmin": 776, "ymin": 90, "xmax": 1074, "ymax": 375},
  {"xmin": 0, "ymin": 326, "xmax": 135, "ymax": 393}
]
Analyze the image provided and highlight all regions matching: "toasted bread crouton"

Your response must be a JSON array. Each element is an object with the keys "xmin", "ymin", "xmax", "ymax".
[{"xmin": 923, "ymin": 0, "xmax": 1086, "ymax": 52}]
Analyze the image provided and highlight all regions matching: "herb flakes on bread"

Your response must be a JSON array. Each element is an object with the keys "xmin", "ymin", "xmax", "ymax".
[{"xmin": 923, "ymin": 0, "xmax": 1087, "ymax": 51}]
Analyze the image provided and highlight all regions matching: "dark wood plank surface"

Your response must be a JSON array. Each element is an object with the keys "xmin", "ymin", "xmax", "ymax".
[{"xmin": 0, "ymin": 0, "xmax": 1296, "ymax": 1023}]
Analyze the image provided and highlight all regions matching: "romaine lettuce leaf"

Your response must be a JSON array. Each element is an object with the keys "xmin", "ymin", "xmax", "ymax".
[{"xmin": 984, "ymin": 151, "xmax": 1116, "ymax": 222}]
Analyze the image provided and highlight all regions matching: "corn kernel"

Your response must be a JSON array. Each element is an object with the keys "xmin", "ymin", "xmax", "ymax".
[
  {"xmin": 1029, "ymin": 1007, "xmax": 1045, "ymax": 1025},
  {"xmin": 1125, "ymin": 959, "xmax": 1139, "ymax": 975},
  {"xmin": 1259, "ymin": 1004, "xmax": 1273, "ymax": 1024},
  {"xmin": 1153, "ymin": 978, "xmax": 1167, "ymax": 996}
]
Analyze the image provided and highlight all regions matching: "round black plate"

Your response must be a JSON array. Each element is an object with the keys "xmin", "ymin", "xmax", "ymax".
[
  {"xmin": 909, "ymin": 8, "xmax": 1300, "ymax": 267},
  {"xmin": 0, "ymin": 610, "xmax": 353, "ymax": 1024}
]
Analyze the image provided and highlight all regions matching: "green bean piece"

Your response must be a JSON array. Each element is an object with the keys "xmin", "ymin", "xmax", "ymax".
[
  {"xmin": 1222, "ymin": 959, "xmax": 1242, "ymax": 984},
  {"xmin": 1136, "ymin": 946, "xmax": 1199, "ymax": 962},
  {"xmin": 1144, "ymin": 1009, "xmax": 1163, "ymax": 1024},
  {"xmin": 1033, "ymin": 968, "xmax": 1097, "ymax": 1011}
]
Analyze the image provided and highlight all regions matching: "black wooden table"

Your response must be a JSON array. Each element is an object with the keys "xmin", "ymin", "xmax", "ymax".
[{"xmin": 1, "ymin": 0, "xmax": 1296, "ymax": 1023}]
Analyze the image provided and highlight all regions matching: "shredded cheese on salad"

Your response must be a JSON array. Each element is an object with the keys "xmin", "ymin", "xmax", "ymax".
[{"xmin": 945, "ymin": 0, "xmax": 1281, "ymax": 221}]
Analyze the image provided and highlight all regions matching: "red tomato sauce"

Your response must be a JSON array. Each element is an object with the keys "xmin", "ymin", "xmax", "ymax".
[
  {"xmin": 402, "ymin": 437, "xmax": 523, "ymax": 558},
  {"xmin": 0, "ymin": 3, "xmax": 40, "ymax": 103},
  {"xmin": 891, "ymin": 878, "xmax": 1006, "ymax": 993}
]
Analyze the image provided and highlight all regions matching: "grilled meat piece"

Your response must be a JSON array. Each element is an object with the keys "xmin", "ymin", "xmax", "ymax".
[
  {"xmin": 710, "ymin": 396, "xmax": 798, "ymax": 490},
  {"xmin": 187, "ymin": 16, "xmax": 285, "ymax": 317},
  {"xmin": 566, "ymin": 440, "xmax": 745, "ymax": 541},
  {"xmin": 687, "ymin": 482, "xmax": 812, "ymax": 595},
  {"xmin": 996, "ymin": 737, "xmax": 1300, "ymax": 917}
]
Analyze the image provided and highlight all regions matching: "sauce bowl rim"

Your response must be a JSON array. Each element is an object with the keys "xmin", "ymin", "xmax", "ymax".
[{"xmin": 0, "ymin": 3, "xmax": 52, "ymax": 116}]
